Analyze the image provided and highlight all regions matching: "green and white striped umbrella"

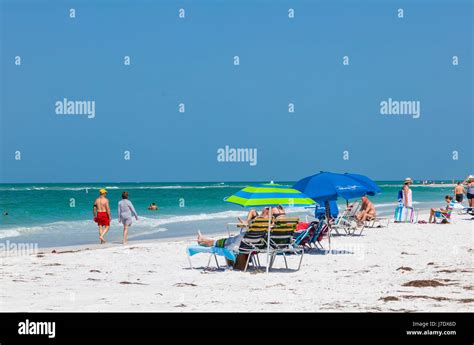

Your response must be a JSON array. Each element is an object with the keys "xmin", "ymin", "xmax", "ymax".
[
  {"xmin": 224, "ymin": 183, "xmax": 315, "ymax": 208},
  {"xmin": 225, "ymin": 183, "xmax": 315, "ymax": 273}
]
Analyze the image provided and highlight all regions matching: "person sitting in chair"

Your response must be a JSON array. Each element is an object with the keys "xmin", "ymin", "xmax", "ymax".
[
  {"xmin": 356, "ymin": 195, "xmax": 376, "ymax": 223},
  {"xmin": 237, "ymin": 207, "xmax": 270, "ymax": 225},
  {"xmin": 429, "ymin": 195, "xmax": 454, "ymax": 223},
  {"xmin": 272, "ymin": 205, "xmax": 286, "ymax": 218}
]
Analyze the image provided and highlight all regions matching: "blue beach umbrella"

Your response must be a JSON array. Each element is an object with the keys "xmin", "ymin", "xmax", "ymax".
[
  {"xmin": 294, "ymin": 172, "xmax": 381, "ymax": 247},
  {"xmin": 225, "ymin": 183, "xmax": 315, "ymax": 273},
  {"xmin": 343, "ymin": 173, "xmax": 381, "ymax": 195},
  {"xmin": 293, "ymin": 171, "xmax": 379, "ymax": 203}
]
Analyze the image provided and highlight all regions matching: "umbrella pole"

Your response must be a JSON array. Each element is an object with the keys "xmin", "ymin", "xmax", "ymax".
[
  {"xmin": 325, "ymin": 201, "xmax": 331, "ymax": 252},
  {"xmin": 266, "ymin": 207, "xmax": 272, "ymax": 274}
]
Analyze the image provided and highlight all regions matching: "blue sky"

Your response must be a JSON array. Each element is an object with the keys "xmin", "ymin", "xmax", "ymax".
[{"xmin": 1, "ymin": 0, "xmax": 472, "ymax": 183}]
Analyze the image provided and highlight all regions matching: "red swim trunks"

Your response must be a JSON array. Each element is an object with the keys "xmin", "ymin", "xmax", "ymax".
[{"xmin": 96, "ymin": 212, "xmax": 110, "ymax": 226}]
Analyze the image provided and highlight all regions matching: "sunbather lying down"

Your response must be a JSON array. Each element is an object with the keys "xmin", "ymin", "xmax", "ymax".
[{"xmin": 197, "ymin": 231, "xmax": 244, "ymax": 251}]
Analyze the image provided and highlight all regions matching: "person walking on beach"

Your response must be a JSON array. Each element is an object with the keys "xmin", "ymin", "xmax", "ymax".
[
  {"xmin": 118, "ymin": 191, "xmax": 139, "ymax": 245},
  {"xmin": 93, "ymin": 189, "xmax": 111, "ymax": 244},
  {"xmin": 454, "ymin": 182, "xmax": 465, "ymax": 204}
]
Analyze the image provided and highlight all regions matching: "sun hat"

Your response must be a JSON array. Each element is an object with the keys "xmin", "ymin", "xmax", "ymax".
[
  {"xmin": 99, "ymin": 188, "xmax": 107, "ymax": 194},
  {"xmin": 404, "ymin": 177, "xmax": 413, "ymax": 184}
]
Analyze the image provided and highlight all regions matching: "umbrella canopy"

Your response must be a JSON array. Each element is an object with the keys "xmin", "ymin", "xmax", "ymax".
[
  {"xmin": 224, "ymin": 183, "xmax": 315, "ymax": 208},
  {"xmin": 225, "ymin": 183, "xmax": 314, "ymax": 273},
  {"xmin": 343, "ymin": 173, "xmax": 381, "ymax": 195},
  {"xmin": 293, "ymin": 171, "xmax": 380, "ymax": 202}
]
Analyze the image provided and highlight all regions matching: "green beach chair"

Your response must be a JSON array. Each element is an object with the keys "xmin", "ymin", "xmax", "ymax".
[
  {"xmin": 237, "ymin": 217, "xmax": 270, "ymax": 271},
  {"xmin": 186, "ymin": 217, "xmax": 269, "ymax": 271},
  {"xmin": 267, "ymin": 217, "xmax": 304, "ymax": 271}
]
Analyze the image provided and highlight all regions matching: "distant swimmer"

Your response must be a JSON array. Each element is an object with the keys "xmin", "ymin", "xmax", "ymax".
[
  {"xmin": 93, "ymin": 188, "xmax": 111, "ymax": 244},
  {"xmin": 118, "ymin": 191, "xmax": 138, "ymax": 245},
  {"xmin": 148, "ymin": 202, "xmax": 158, "ymax": 211},
  {"xmin": 3, "ymin": 211, "xmax": 8, "ymax": 216}
]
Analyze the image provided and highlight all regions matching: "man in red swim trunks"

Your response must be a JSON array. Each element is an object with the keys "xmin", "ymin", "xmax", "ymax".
[{"xmin": 93, "ymin": 188, "xmax": 111, "ymax": 244}]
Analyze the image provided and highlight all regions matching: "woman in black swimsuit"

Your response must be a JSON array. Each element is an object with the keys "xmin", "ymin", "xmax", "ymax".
[{"xmin": 272, "ymin": 205, "xmax": 286, "ymax": 218}]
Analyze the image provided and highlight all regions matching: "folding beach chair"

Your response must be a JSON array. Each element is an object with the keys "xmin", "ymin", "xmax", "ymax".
[
  {"xmin": 292, "ymin": 220, "xmax": 319, "ymax": 249},
  {"xmin": 363, "ymin": 216, "xmax": 390, "ymax": 229},
  {"xmin": 237, "ymin": 218, "xmax": 271, "ymax": 272},
  {"xmin": 457, "ymin": 206, "xmax": 474, "ymax": 216},
  {"xmin": 463, "ymin": 207, "xmax": 474, "ymax": 216},
  {"xmin": 186, "ymin": 217, "xmax": 269, "ymax": 271},
  {"xmin": 433, "ymin": 201, "xmax": 456, "ymax": 224},
  {"xmin": 333, "ymin": 201, "xmax": 361, "ymax": 235},
  {"xmin": 309, "ymin": 218, "xmax": 330, "ymax": 249},
  {"xmin": 267, "ymin": 217, "xmax": 304, "ymax": 271}
]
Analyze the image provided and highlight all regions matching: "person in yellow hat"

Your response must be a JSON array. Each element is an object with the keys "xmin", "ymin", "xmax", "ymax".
[{"xmin": 93, "ymin": 188, "xmax": 111, "ymax": 244}]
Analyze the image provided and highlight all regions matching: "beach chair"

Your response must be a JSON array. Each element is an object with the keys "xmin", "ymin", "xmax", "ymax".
[
  {"xmin": 237, "ymin": 218, "xmax": 271, "ymax": 272},
  {"xmin": 292, "ymin": 221, "xmax": 319, "ymax": 249},
  {"xmin": 363, "ymin": 216, "xmax": 390, "ymax": 229},
  {"xmin": 433, "ymin": 202, "xmax": 455, "ymax": 224},
  {"xmin": 267, "ymin": 217, "xmax": 304, "ymax": 271},
  {"xmin": 457, "ymin": 206, "xmax": 474, "ymax": 216},
  {"xmin": 333, "ymin": 201, "xmax": 361, "ymax": 235},
  {"xmin": 186, "ymin": 217, "xmax": 269, "ymax": 271},
  {"xmin": 309, "ymin": 218, "xmax": 330, "ymax": 249}
]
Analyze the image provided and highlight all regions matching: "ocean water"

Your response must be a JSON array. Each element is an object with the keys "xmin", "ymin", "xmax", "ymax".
[{"xmin": 0, "ymin": 181, "xmax": 459, "ymax": 247}]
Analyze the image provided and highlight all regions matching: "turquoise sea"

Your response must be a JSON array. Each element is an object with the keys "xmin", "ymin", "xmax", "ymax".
[{"xmin": 0, "ymin": 181, "xmax": 461, "ymax": 247}]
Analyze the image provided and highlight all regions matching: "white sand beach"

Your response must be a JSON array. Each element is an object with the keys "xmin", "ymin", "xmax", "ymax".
[{"xmin": 1, "ymin": 211, "xmax": 472, "ymax": 312}]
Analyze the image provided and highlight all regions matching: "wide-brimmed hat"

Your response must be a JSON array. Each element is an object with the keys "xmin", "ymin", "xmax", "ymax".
[
  {"xmin": 404, "ymin": 177, "xmax": 413, "ymax": 184},
  {"xmin": 99, "ymin": 188, "xmax": 107, "ymax": 194}
]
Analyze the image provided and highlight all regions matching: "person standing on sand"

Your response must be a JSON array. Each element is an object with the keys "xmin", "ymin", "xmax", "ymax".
[
  {"xmin": 463, "ymin": 177, "xmax": 474, "ymax": 207},
  {"xmin": 395, "ymin": 178, "xmax": 414, "ymax": 223},
  {"xmin": 454, "ymin": 182, "xmax": 465, "ymax": 204},
  {"xmin": 402, "ymin": 178, "xmax": 413, "ymax": 208},
  {"xmin": 118, "ymin": 191, "xmax": 139, "ymax": 245},
  {"xmin": 93, "ymin": 188, "xmax": 111, "ymax": 244}
]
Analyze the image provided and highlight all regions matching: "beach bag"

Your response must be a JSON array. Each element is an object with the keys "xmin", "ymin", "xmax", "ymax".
[
  {"xmin": 296, "ymin": 222, "xmax": 310, "ymax": 231},
  {"xmin": 397, "ymin": 190, "xmax": 403, "ymax": 203},
  {"xmin": 394, "ymin": 206, "xmax": 414, "ymax": 223}
]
